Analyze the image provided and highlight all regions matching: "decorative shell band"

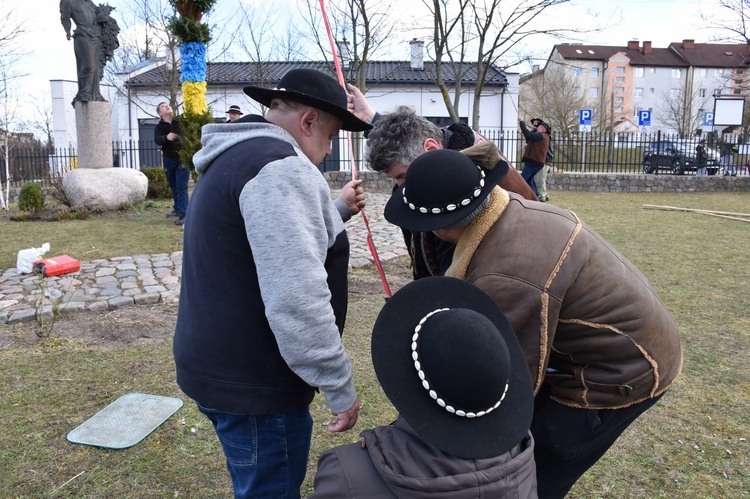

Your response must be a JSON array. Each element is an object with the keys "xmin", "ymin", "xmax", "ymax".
[
  {"xmin": 402, "ymin": 165, "xmax": 486, "ymax": 214},
  {"xmin": 412, "ymin": 307, "xmax": 508, "ymax": 418}
]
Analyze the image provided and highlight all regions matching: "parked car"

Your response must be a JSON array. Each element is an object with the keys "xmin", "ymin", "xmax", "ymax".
[{"xmin": 642, "ymin": 140, "xmax": 720, "ymax": 175}]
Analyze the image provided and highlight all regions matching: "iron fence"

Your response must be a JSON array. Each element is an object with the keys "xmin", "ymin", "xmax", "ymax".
[{"xmin": 2, "ymin": 132, "xmax": 747, "ymax": 188}]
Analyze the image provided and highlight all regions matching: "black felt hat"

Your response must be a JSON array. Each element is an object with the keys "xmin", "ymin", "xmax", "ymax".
[
  {"xmin": 384, "ymin": 148, "xmax": 508, "ymax": 232},
  {"xmin": 371, "ymin": 276, "xmax": 533, "ymax": 459},
  {"xmin": 226, "ymin": 105, "xmax": 243, "ymax": 115},
  {"xmin": 243, "ymin": 69, "xmax": 372, "ymax": 132}
]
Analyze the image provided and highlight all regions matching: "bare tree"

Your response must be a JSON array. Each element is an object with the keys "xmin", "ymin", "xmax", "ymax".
[
  {"xmin": 520, "ymin": 66, "xmax": 589, "ymax": 137},
  {"xmin": 301, "ymin": 0, "xmax": 400, "ymax": 92},
  {"xmin": 424, "ymin": 0, "xmax": 604, "ymax": 130},
  {"xmin": 105, "ymin": 0, "xmax": 182, "ymax": 116},
  {"xmin": 24, "ymin": 95, "xmax": 55, "ymax": 148},
  {"xmin": 701, "ymin": 0, "xmax": 750, "ymax": 44},
  {"xmin": 657, "ymin": 84, "xmax": 709, "ymax": 137}
]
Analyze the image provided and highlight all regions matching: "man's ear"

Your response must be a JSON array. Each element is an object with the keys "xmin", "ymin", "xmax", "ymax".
[
  {"xmin": 300, "ymin": 108, "xmax": 319, "ymax": 137},
  {"xmin": 423, "ymin": 137, "xmax": 442, "ymax": 152}
]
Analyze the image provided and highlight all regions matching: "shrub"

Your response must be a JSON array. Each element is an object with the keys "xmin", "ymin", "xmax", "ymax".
[
  {"xmin": 141, "ymin": 167, "xmax": 172, "ymax": 199},
  {"xmin": 117, "ymin": 202, "xmax": 134, "ymax": 213},
  {"xmin": 18, "ymin": 183, "xmax": 44, "ymax": 212}
]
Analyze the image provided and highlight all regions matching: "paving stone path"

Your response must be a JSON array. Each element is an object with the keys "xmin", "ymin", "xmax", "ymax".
[{"xmin": 0, "ymin": 193, "xmax": 407, "ymax": 325}]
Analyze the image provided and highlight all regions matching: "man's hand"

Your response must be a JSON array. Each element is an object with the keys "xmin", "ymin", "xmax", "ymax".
[
  {"xmin": 346, "ymin": 84, "xmax": 376, "ymax": 124},
  {"xmin": 167, "ymin": 132, "xmax": 179, "ymax": 141},
  {"xmin": 66, "ymin": 33, "xmax": 72, "ymax": 41},
  {"xmin": 338, "ymin": 178, "xmax": 366, "ymax": 216},
  {"xmin": 326, "ymin": 397, "xmax": 360, "ymax": 433}
]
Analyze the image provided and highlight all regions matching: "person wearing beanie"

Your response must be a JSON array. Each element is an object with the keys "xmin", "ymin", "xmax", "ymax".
[{"xmin": 384, "ymin": 148, "xmax": 683, "ymax": 498}]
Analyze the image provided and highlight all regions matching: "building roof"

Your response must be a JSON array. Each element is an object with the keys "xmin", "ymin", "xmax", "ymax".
[
  {"xmin": 124, "ymin": 60, "xmax": 509, "ymax": 88},
  {"xmin": 554, "ymin": 43, "xmax": 688, "ymax": 67},
  {"xmin": 668, "ymin": 41, "xmax": 750, "ymax": 68}
]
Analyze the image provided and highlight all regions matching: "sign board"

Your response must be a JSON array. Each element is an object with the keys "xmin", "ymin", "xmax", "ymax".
[
  {"xmin": 703, "ymin": 112, "xmax": 714, "ymax": 127},
  {"xmin": 579, "ymin": 109, "xmax": 592, "ymax": 132},
  {"xmin": 638, "ymin": 110, "xmax": 651, "ymax": 127},
  {"xmin": 713, "ymin": 98, "xmax": 745, "ymax": 126}
]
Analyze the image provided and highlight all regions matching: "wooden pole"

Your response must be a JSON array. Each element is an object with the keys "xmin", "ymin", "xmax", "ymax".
[{"xmin": 643, "ymin": 204, "xmax": 750, "ymax": 218}]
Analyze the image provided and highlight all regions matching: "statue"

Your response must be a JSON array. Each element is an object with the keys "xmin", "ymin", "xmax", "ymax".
[{"xmin": 60, "ymin": 0, "xmax": 120, "ymax": 106}]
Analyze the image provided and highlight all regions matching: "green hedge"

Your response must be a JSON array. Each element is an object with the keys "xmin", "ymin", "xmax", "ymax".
[{"xmin": 141, "ymin": 168, "xmax": 173, "ymax": 199}]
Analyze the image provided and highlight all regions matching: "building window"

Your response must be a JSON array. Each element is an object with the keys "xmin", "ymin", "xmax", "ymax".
[
  {"xmin": 735, "ymin": 79, "xmax": 743, "ymax": 85},
  {"xmin": 649, "ymin": 87, "xmax": 655, "ymax": 94},
  {"xmin": 615, "ymin": 107, "xmax": 623, "ymax": 113},
  {"xmin": 649, "ymin": 68, "xmax": 656, "ymax": 74},
  {"xmin": 700, "ymin": 68, "xmax": 708, "ymax": 77},
  {"xmin": 699, "ymin": 88, "xmax": 706, "ymax": 97},
  {"xmin": 635, "ymin": 68, "xmax": 644, "ymax": 77},
  {"xmin": 616, "ymin": 67, "xmax": 625, "ymax": 73},
  {"xmin": 734, "ymin": 89, "xmax": 743, "ymax": 95},
  {"xmin": 737, "ymin": 69, "xmax": 744, "ymax": 75},
  {"xmin": 572, "ymin": 67, "xmax": 581, "ymax": 77},
  {"xmin": 590, "ymin": 67, "xmax": 600, "ymax": 77},
  {"xmin": 716, "ymin": 69, "xmax": 725, "ymax": 77},
  {"xmin": 614, "ymin": 97, "xmax": 624, "ymax": 103},
  {"xmin": 635, "ymin": 87, "xmax": 643, "ymax": 97},
  {"xmin": 590, "ymin": 87, "xmax": 599, "ymax": 97},
  {"xmin": 715, "ymin": 87, "xmax": 723, "ymax": 96},
  {"xmin": 672, "ymin": 69, "xmax": 682, "ymax": 78},
  {"xmin": 615, "ymin": 87, "xmax": 624, "ymax": 93},
  {"xmin": 670, "ymin": 88, "xmax": 680, "ymax": 98},
  {"xmin": 616, "ymin": 76, "xmax": 625, "ymax": 83},
  {"xmin": 573, "ymin": 87, "xmax": 582, "ymax": 97}
]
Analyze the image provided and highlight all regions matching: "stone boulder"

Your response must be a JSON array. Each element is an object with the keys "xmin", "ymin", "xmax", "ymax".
[{"xmin": 63, "ymin": 168, "xmax": 148, "ymax": 210}]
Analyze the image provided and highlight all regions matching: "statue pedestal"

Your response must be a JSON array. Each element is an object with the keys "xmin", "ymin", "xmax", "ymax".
[
  {"xmin": 62, "ymin": 101, "xmax": 148, "ymax": 209},
  {"xmin": 74, "ymin": 101, "xmax": 113, "ymax": 169}
]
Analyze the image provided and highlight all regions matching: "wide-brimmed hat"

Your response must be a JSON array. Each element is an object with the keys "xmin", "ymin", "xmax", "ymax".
[
  {"xmin": 243, "ymin": 69, "xmax": 372, "ymax": 132},
  {"xmin": 384, "ymin": 149, "xmax": 508, "ymax": 232},
  {"xmin": 372, "ymin": 276, "xmax": 533, "ymax": 459},
  {"xmin": 226, "ymin": 105, "xmax": 243, "ymax": 115},
  {"xmin": 531, "ymin": 117, "xmax": 551, "ymax": 133}
]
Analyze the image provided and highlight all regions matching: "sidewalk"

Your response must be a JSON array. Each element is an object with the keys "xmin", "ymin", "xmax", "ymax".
[{"xmin": 0, "ymin": 193, "xmax": 406, "ymax": 325}]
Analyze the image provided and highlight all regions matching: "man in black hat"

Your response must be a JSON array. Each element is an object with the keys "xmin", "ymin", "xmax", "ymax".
[
  {"xmin": 225, "ymin": 104, "xmax": 243, "ymax": 122},
  {"xmin": 519, "ymin": 116, "xmax": 551, "ymax": 197},
  {"xmin": 311, "ymin": 276, "xmax": 537, "ymax": 497},
  {"xmin": 173, "ymin": 68, "xmax": 372, "ymax": 498},
  {"xmin": 384, "ymin": 149, "xmax": 683, "ymax": 498}
]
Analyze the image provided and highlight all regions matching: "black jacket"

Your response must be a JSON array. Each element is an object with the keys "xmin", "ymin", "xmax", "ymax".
[{"xmin": 154, "ymin": 119, "xmax": 182, "ymax": 160}]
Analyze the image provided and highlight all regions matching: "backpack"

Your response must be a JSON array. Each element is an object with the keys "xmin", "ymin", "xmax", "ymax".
[{"xmin": 546, "ymin": 136, "xmax": 555, "ymax": 164}]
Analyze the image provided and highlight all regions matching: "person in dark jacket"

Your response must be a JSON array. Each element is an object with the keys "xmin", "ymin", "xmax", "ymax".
[
  {"xmin": 519, "ymin": 117, "xmax": 550, "ymax": 196},
  {"xmin": 695, "ymin": 139, "xmax": 709, "ymax": 176},
  {"xmin": 384, "ymin": 149, "xmax": 683, "ymax": 498},
  {"xmin": 312, "ymin": 276, "xmax": 537, "ymax": 498},
  {"xmin": 346, "ymin": 86, "xmax": 537, "ymax": 279},
  {"xmin": 173, "ymin": 69, "xmax": 371, "ymax": 499},
  {"xmin": 154, "ymin": 102, "xmax": 189, "ymax": 225}
]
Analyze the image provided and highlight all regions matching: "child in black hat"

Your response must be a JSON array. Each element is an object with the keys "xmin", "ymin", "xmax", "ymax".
[{"xmin": 311, "ymin": 277, "xmax": 537, "ymax": 498}]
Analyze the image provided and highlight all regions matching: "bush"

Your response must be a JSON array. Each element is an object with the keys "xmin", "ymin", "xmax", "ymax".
[
  {"xmin": 18, "ymin": 183, "xmax": 44, "ymax": 212},
  {"xmin": 141, "ymin": 167, "xmax": 172, "ymax": 199}
]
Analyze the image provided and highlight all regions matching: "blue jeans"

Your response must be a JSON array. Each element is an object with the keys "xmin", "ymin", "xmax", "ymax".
[
  {"xmin": 198, "ymin": 404, "xmax": 313, "ymax": 499},
  {"xmin": 163, "ymin": 156, "xmax": 189, "ymax": 217},
  {"xmin": 521, "ymin": 163, "xmax": 543, "ymax": 196}
]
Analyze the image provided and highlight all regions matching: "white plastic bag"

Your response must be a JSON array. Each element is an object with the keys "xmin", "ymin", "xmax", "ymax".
[{"xmin": 16, "ymin": 242, "xmax": 51, "ymax": 274}]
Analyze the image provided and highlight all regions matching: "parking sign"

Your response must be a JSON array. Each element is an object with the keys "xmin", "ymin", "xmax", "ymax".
[
  {"xmin": 579, "ymin": 109, "xmax": 592, "ymax": 132},
  {"xmin": 703, "ymin": 112, "xmax": 714, "ymax": 127},
  {"xmin": 638, "ymin": 110, "xmax": 651, "ymax": 127}
]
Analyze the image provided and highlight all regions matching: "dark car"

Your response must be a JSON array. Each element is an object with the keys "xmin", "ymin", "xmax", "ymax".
[{"xmin": 642, "ymin": 140, "xmax": 719, "ymax": 175}]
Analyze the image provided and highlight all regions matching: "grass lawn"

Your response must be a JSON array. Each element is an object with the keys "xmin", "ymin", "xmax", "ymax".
[{"xmin": 1, "ymin": 190, "xmax": 749, "ymax": 497}]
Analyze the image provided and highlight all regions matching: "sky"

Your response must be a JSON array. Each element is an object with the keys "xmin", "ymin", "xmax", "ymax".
[{"xmin": 4, "ymin": 0, "xmax": 727, "ymax": 130}]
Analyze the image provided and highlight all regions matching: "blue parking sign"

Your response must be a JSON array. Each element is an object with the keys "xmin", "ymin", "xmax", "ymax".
[
  {"xmin": 638, "ymin": 110, "xmax": 651, "ymax": 126},
  {"xmin": 703, "ymin": 112, "xmax": 714, "ymax": 127},
  {"xmin": 579, "ymin": 109, "xmax": 592, "ymax": 125}
]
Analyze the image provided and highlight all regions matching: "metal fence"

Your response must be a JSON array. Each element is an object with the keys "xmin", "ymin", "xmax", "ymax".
[{"xmin": 2, "ymin": 131, "xmax": 747, "ymax": 188}]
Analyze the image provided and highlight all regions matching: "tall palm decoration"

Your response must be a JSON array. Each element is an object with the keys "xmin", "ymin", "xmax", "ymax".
[{"xmin": 168, "ymin": 0, "xmax": 216, "ymax": 171}]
